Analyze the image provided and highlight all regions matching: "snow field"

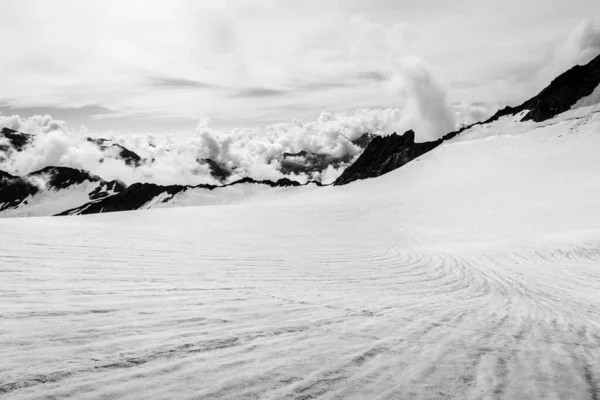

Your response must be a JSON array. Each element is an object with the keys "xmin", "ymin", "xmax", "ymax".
[{"xmin": 1, "ymin": 109, "xmax": 600, "ymax": 399}]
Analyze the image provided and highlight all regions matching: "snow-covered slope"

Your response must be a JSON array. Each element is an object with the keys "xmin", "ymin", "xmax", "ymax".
[
  {"xmin": 143, "ymin": 181, "xmax": 322, "ymax": 210},
  {"xmin": 0, "ymin": 167, "xmax": 125, "ymax": 218},
  {"xmin": 58, "ymin": 178, "xmax": 317, "ymax": 216},
  {"xmin": 1, "ymin": 102, "xmax": 600, "ymax": 399}
]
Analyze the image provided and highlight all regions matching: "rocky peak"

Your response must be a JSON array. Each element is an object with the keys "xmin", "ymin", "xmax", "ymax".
[
  {"xmin": 0, "ymin": 127, "xmax": 33, "ymax": 152},
  {"xmin": 486, "ymin": 53, "xmax": 600, "ymax": 123},
  {"xmin": 333, "ymin": 130, "xmax": 441, "ymax": 186}
]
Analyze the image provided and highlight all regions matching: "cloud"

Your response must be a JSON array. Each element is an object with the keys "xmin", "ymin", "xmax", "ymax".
[
  {"xmin": 0, "ymin": 1, "xmax": 464, "ymax": 136},
  {"xmin": 452, "ymin": 101, "xmax": 495, "ymax": 126},
  {"xmin": 289, "ymin": 71, "xmax": 387, "ymax": 92},
  {"xmin": 0, "ymin": 114, "xmax": 68, "ymax": 135},
  {"xmin": 0, "ymin": 108, "xmax": 415, "ymax": 186},
  {"xmin": 147, "ymin": 76, "xmax": 222, "ymax": 89},
  {"xmin": 295, "ymin": 82, "xmax": 352, "ymax": 91},
  {"xmin": 538, "ymin": 20, "xmax": 600, "ymax": 83},
  {"xmin": 387, "ymin": 58, "xmax": 456, "ymax": 141},
  {"xmin": 233, "ymin": 87, "xmax": 289, "ymax": 98},
  {"xmin": 357, "ymin": 71, "xmax": 388, "ymax": 82},
  {"xmin": 450, "ymin": 80, "xmax": 480, "ymax": 90}
]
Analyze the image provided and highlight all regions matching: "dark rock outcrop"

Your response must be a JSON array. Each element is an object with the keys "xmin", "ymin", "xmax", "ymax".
[
  {"xmin": 201, "ymin": 158, "xmax": 232, "ymax": 181},
  {"xmin": 27, "ymin": 166, "xmax": 102, "ymax": 189},
  {"xmin": 58, "ymin": 182, "xmax": 189, "ymax": 215},
  {"xmin": 333, "ymin": 130, "xmax": 442, "ymax": 185},
  {"xmin": 0, "ymin": 127, "xmax": 34, "ymax": 153},
  {"xmin": 87, "ymin": 138, "xmax": 142, "ymax": 167},
  {"xmin": 486, "ymin": 53, "xmax": 600, "ymax": 123},
  {"xmin": 88, "ymin": 180, "xmax": 127, "ymax": 200},
  {"xmin": 58, "ymin": 175, "xmax": 313, "ymax": 216},
  {"xmin": 228, "ymin": 177, "xmax": 302, "ymax": 188},
  {"xmin": 351, "ymin": 132, "xmax": 375, "ymax": 148},
  {"xmin": 0, "ymin": 171, "xmax": 39, "ymax": 211}
]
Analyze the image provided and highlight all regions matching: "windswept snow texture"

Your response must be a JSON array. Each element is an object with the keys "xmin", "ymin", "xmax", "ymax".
[{"xmin": 1, "ymin": 109, "xmax": 600, "ymax": 399}]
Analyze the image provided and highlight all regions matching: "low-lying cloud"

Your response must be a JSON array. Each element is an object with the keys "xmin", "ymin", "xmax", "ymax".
[
  {"xmin": 0, "ymin": 114, "xmax": 67, "ymax": 135},
  {"xmin": 0, "ymin": 106, "xmax": 445, "ymax": 186}
]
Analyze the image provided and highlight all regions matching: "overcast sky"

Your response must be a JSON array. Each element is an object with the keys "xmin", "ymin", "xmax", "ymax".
[{"xmin": 1, "ymin": 0, "xmax": 599, "ymax": 136}]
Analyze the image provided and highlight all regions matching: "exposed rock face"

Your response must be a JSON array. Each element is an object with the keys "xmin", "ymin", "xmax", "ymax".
[
  {"xmin": 58, "ymin": 182, "xmax": 189, "ymax": 215},
  {"xmin": 486, "ymin": 53, "xmax": 600, "ymax": 123},
  {"xmin": 0, "ymin": 127, "xmax": 33, "ymax": 152},
  {"xmin": 334, "ymin": 55, "xmax": 600, "ymax": 186},
  {"xmin": 0, "ymin": 170, "xmax": 38, "ymax": 211},
  {"xmin": 200, "ymin": 158, "xmax": 232, "ymax": 181},
  {"xmin": 229, "ymin": 177, "xmax": 303, "ymax": 188},
  {"xmin": 333, "ymin": 130, "xmax": 442, "ymax": 185},
  {"xmin": 0, "ymin": 128, "xmax": 34, "ymax": 164},
  {"xmin": 88, "ymin": 180, "xmax": 127, "ymax": 200},
  {"xmin": 59, "ymin": 175, "xmax": 307, "ymax": 216},
  {"xmin": 351, "ymin": 132, "xmax": 375, "ymax": 148},
  {"xmin": 87, "ymin": 138, "xmax": 142, "ymax": 167},
  {"xmin": 28, "ymin": 166, "xmax": 102, "ymax": 189}
]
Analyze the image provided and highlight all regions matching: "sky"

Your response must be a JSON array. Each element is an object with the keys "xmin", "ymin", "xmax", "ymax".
[{"xmin": 1, "ymin": 0, "xmax": 600, "ymax": 139}]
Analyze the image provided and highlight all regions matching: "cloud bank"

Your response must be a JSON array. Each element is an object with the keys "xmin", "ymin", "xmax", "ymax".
[{"xmin": 0, "ymin": 108, "xmax": 435, "ymax": 186}]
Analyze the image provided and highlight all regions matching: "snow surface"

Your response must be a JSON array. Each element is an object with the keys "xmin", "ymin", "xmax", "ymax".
[
  {"xmin": 0, "ymin": 182, "xmax": 104, "ymax": 218},
  {"xmin": 1, "ymin": 109, "xmax": 600, "ymax": 399},
  {"xmin": 572, "ymin": 83, "xmax": 600, "ymax": 110}
]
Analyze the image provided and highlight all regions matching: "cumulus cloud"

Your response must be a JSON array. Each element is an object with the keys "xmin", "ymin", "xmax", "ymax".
[
  {"xmin": 388, "ymin": 58, "xmax": 456, "ymax": 140},
  {"xmin": 182, "ymin": 108, "xmax": 412, "ymax": 184},
  {"xmin": 341, "ymin": 16, "xmax": 456, "ymax": 141},
  {"xmin": 453, "ymin": 102, "xmax": 496, "ymax": 126},
  {"xmin": 0, "ymin": 108, "xmax": 417, "ymax": 186},
  {"xmin": 548, "ymin": 20, "xmax": 600, "ymax": 73},
  {"xmin": 519, "ymin": 19, "xmax": 600, "ymax": 96},
  {"xmin": 0, "ymin": 114, "xmax": 67, "ymax": 134}
]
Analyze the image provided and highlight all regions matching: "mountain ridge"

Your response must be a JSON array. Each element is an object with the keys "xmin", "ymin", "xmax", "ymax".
[
  {"xmin": 485, "ymin": 53, "xmax": 600, "ymax": 123},
  {"xmin": 333, "ymin": 54, "xmax": 600, "ymax": 185}
]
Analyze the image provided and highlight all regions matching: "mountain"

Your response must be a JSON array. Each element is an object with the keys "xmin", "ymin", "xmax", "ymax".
[
  {"xmin": 351, "ymin": 132, "xmax": 375, "ymax": 148},
  {"xmin": 200, "ymin": 158, "xmax": 232, "ymax": 181},
  {"xmin": 280, "ymin": 150, "xmax": 352, "ymax": 176},
  {"xmin": 333, "ymin": 128, "xmax": 466, "ymax": 186},
  {"xmin": 0, "ymin": 127, "xmax": 34, "ymax": 164},
  {"xmin": 58, "ymin": 176, "xmax": 310, "ymax": 216},
  {"xmin": 0, "ymin": 166, "xmax": 125, "ymax": 217},
  {"xmin": 2, "ymin": 55, "xmax": 599, "ymax": 216},
  {"xmin": 0, "ymin": 170, "xmax": 38, "ymax": 211},
  {"xmin": 333, "ymin": 130, "xmax": 441, "ymax": 185},
  {"xmin": 58, "ymin": 182, "xmax": 192, "ymax": 215},
  {"xmin": 335, "ymin": 54, "xmax": 600, "ymax": 185},
  {"xmin": 0, "ymin": 127, "xmax": 33, "ymax": 152},
  {"xmin": 279, "ymin": 133, "xmax": 374, "ymax": 177},
  {"xmin": 86, "ymin": 137, "xmax": 143, "ymax": 167},
  {"xmin": 486, "ymin": 53, "xmax": 600, "ymax": 123}
]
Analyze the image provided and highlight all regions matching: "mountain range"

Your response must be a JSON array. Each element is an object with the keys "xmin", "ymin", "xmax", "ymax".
[{"xmin": 1, "ymin": 53, "xmax": 599, "ymax": 217}]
